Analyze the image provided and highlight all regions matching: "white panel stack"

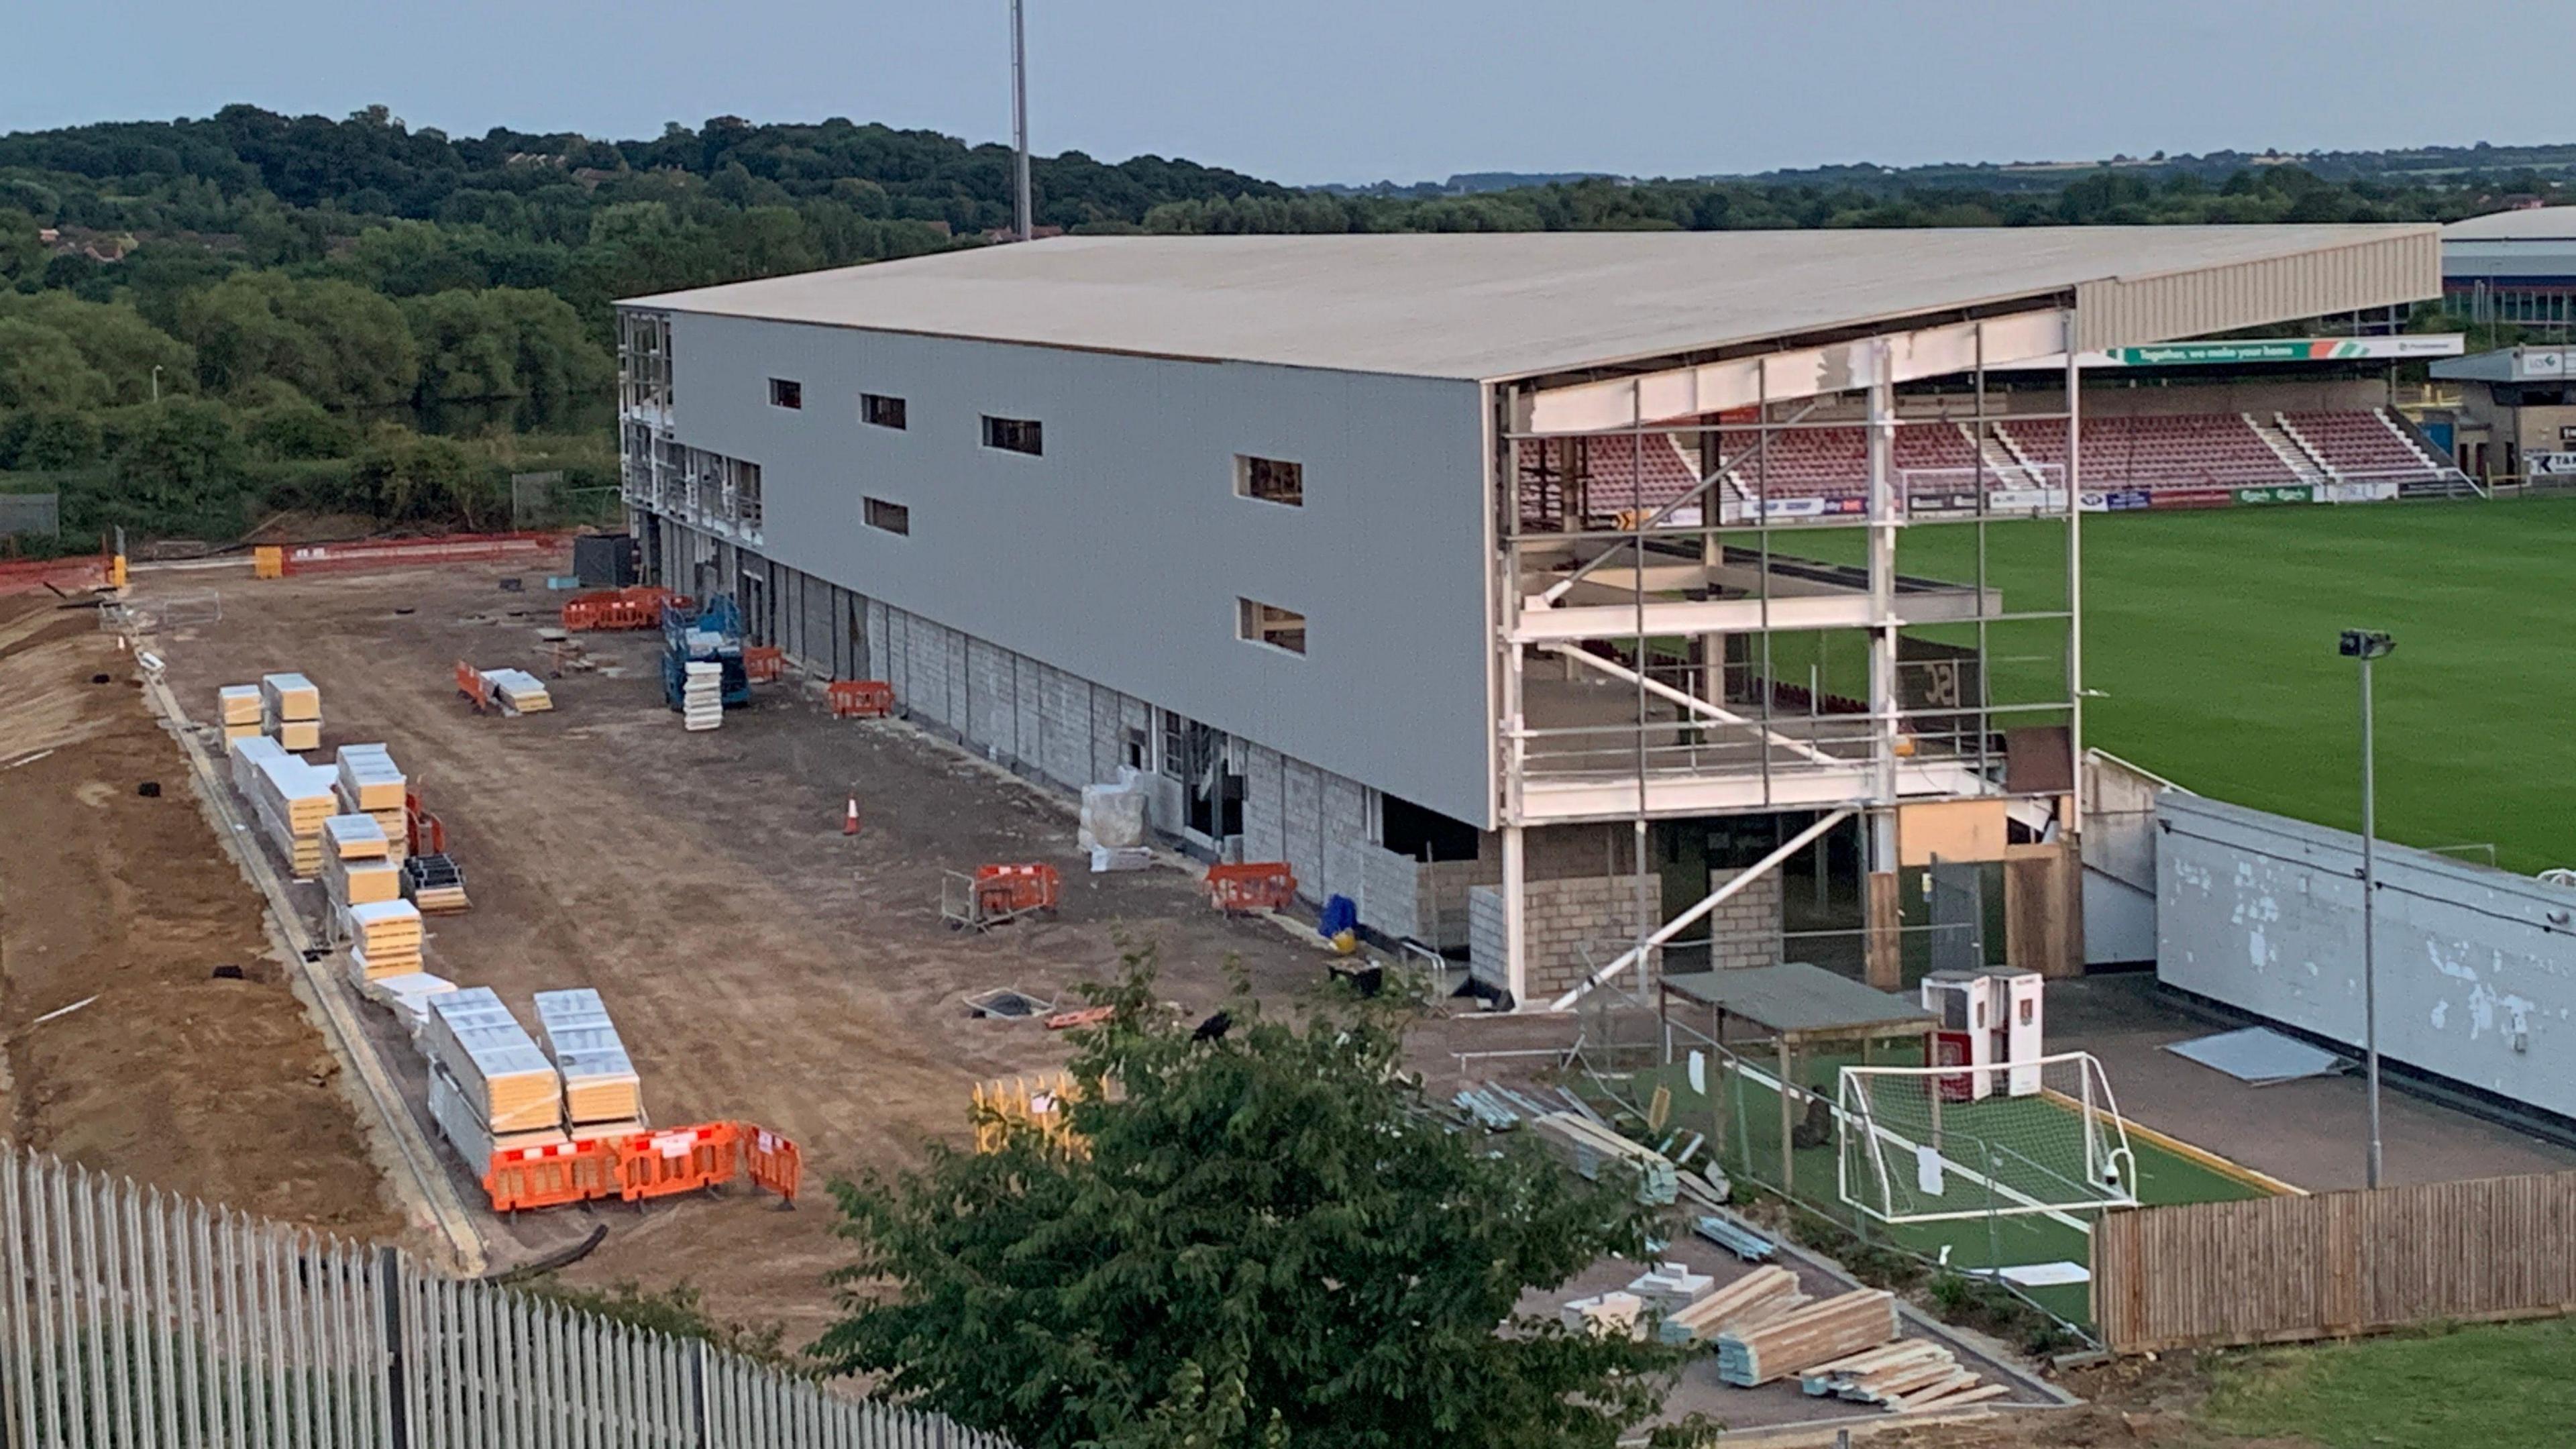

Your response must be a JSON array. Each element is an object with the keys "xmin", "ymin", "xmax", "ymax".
[
  {"xmin": 238, "ymin": 740, "xmax": 336, "ymax": 879},
  {"xmin": 481, "ymin": 668, "xmax": 553, "ymax": 714},
  {"xmin": 322, "ymin": 813, "xmax": 399, "ymax": 906},
  {"xmin": 260, "ymin": 672, "xmax": 321, "ymax": 752},
  {"xmin": 340, "ymin": 898, "xmax": 423, "ymax": 979},
  {"xmin": 423, "ymin": 989, "xmax": 564, "ymax": 1150},
  {"xmin": 682, "ymin": 661, "xmax": 721, "ymax": 731},
  {"xmin": 332, "ymin": 744, "xmax": 409, "ymax": 862},
  {"xmin": 532, "ymin": 988, "xmax": 645, "ymax": 1129},
  {"xmin": 354, "ymin": 969, "xmax": 457, "ymax": 1034},
  {"xmin": 217, "ymin": 684, "xmax": 262, "ymax": 742}
]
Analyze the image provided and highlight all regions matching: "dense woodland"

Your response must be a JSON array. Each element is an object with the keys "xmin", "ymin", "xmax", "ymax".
[{"xmin": 0, "ymin": 105, "xmax": 2561, "ymax": 547}]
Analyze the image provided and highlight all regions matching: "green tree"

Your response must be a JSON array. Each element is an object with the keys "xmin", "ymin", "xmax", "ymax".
[
  {"xmin": 347, "ymin": 433, "xmax": 496, "ymax": 524},
  {"xmin": 402, "ymin": 286, "xmax": 610, "ymax": 420},
  {"xmin": 0, "ymin": 292, "xmax": 194, "ymax": 405},
  {"xmin": 0, "ymin": 408, "xmax": 105, "ymax": 470},
  {"xmin": 0, "ymin": 318, "xmax": 111, "ymax": 409},
  {"xmin": 178, "ymin": 271, "xmax": 417, "ymax": 409},
  {"xmin": 110, "ymin": 397, "xmax": 244, "ymax": 517},
  {"xmin": 817, "ymin": 957, "xmax": 1675, "ymax": 1449},
  {"xmin": 0, "ymin": 207, "xmax": 44, "ymax": 285}
]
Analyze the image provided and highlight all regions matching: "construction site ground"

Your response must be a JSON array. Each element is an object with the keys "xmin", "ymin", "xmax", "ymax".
[{"xmin": 124, "ymin": 556, "xmax": 1435, "ymax": 1343}]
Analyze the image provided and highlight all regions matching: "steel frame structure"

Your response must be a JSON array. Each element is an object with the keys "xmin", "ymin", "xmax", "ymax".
[{"xmin": 1487, "ymin": 309, "xmax": 2089, "ymax": 1008}]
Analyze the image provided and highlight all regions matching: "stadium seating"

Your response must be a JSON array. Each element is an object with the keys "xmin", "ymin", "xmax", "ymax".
[
  {"xmin": 2278, "ymin": 410, "xmax": 2449, "ymax": 486},
  {"xmin": 2002, "ymin": 413, "xmax": 2294, "ymax": 492},
  {"xmin": 1518, "ymin": 433, "xmax": 1704, "ymax": 521}
]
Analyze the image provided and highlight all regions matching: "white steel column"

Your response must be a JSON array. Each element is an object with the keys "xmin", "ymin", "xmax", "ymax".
[
  {"xmin": 1865, "ymin": 339, "xmax": 1901, "ymax": 877},
  {"xmin": 2065, "ymin": 340, "xmax": 2086, "ymax": 822},
  {"xmin": 1501, "ymin": 823, "xmax": 1527, "ymax": 1006}
]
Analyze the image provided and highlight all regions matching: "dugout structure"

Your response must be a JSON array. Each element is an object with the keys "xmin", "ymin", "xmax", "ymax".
[{"xmin": 1657, "ymin": 963, "xmax": 1934, "ymax": 1196}]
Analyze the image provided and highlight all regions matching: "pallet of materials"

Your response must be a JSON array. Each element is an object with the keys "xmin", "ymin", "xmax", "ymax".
[
  {"xmin": 1626, "ymin": 1261, "xmax": 1715, "ymax": 1316},
  {"xmin": 1715, "ymin": 1289, "xmax": 1900, "ymax": 1387},
  {"xmin": 681, "ymin": 661, "xmax": 720, "ymax": 731},
  {"xmin": 260, "ymin": 672, "xmax": 322, "ymax": 751},
  {"xmin": 402, "ymin": 853, "xmax": 470, "ymax": 912},
  {"xmin": 1799, "ymin": 1340, "xmax": 2005, "ymax": 1412},
  {"xmin": 332, "ymin": 745, "xmax": 409, "ymax": 861},
  {"xmin": 354, "ymin": 969, "xmax": 457, "ymax": 1036},
  {"xmin": 239, "ymin": 743, "xmax": 336, "ymax": 879},
  {"xmin": 480, "ymin": 668, "xmax": 553, "ymax": 714},
  {"xmin": 423, "ymin": 988, "xmax": 563, "ymax": 1137},
  {"xmin": 217, "ymin": 684, "xmax": 262, "ymax": 741},
  {"xmin": 1529, "ymin": 1112, "xmax": 1679, "ymax": 1205},
  {"xmin": 1560, "ymin": 1291, "xmax": 1646, "ymax": 1340},
  {"xmin": 532, "ymin": 988, "xmax": 645, "ymax": 1126},
  {"xmin": 427, "ymin": 1062, "xmax": 567, "ymax": 1167},
  {"xmin": 339, "ymin": 898, "xmax": 424, "ymax": 979},
  {"xmin": 325, "ymin": 854, "xmax": 402, "ymax": 908},
  {"xmin": 1657, "ymin": 1264, "xmax": 1809, "ymax": 1346}
]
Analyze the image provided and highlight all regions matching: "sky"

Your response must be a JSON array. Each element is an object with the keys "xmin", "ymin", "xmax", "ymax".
[{"xmin": 11, "ymin": 0, "xmax": 2576, "ymax": 186}]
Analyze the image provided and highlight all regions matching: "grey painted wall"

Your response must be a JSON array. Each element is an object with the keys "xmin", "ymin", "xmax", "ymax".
[
  {"xmin": 653, "ymin": 309, "xmax": 1495, "ymax": 824},
  {"xmin": 2157, "ymin": 791, "xmax": 2576, "ymax": 1118}
]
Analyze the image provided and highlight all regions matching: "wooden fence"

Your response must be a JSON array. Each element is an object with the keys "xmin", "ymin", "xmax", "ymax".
[{"xmin": 2094, "ymin": 1169, "xmax": 2576, "ymax": 1351}]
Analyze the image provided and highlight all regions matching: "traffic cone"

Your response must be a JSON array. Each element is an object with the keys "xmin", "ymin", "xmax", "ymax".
[{"xmin": 843, "ymin": 796, "xmax": 861, "ymax": 836}]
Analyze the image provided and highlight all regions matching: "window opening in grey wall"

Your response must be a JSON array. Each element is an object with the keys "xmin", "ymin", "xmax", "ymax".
[
  {"xmin": 982, "ymin": 415, "xmax": 1043, "ymax": 455},
  {"xmin": 1236, "ymin": 455, "xmax": 1305, "ymax": 506},
  {"xmin": 769, "ymin": 378, "xmax": 803, "ymax": 409},
  {"xmin": 863, "ymin": 393, "xmax": 908, "ymax": 429},
  {"xmin": 864, "ymin": 497, "xmax": 911, "ymax": 535},
  {"xmin": 1238, "ymin": 599, "xmax": 1307, "ymax": 655},
  {"xmin": 1382, "ymin": 794, "xmax": 1479, "ymax": 861}
]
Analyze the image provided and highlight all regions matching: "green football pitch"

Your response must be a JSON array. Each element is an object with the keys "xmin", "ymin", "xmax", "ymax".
[
  {"xmin": 1633, "ymin": 1054, "xmax": 2271, "ymax": 1324},
  {"xmin": 1769, "ymin": 496, "xmax": 2576, "ymax": 873}
]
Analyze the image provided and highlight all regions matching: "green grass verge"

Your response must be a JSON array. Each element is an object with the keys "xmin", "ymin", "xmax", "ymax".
[
  {"xmin": 1760, "ymin": 498, "xmax": 2576, "ymax": 872},
  {"xmin": 2200, "ymin": 1316, "xmax": 2576, "ymax": 1448}
]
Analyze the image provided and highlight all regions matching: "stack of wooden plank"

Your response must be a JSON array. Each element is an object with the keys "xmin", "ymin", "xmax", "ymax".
[
  {"xmin": 1529, "ymin": 1112, "xmax": 1678, "ymax": 1205},
  {"xmin": 339, "ymin": 898, "xmax": 424, "ymax": 979},
  {"xmin": 1656, "ymin": 1265, "xmax": 1809, "ymax": 1345},
  {"xmin": 1559, "ymin": 1291, "xmax": 1646, "ymax": 1340},
  {"xmin": 1714, "ymin": 1289, "xmax": 1899, "ymax": 1387},
  {"xmin": 1798, "ymin": 1340, "xmax": 2008, "ymax": 1413},
  {"xmin": 217, "ymin": 684, "xmax": 262, "ymax": 742},
  {"xmin": 260, "ymin": 672, "xmax": 321, "ymax": 751},
  {"xmin": 333, "ymin": 745, "xmax": 409, "ymax": 863},
  {"xmin": 532, "ymin": 987, "xmax": 645, "ymax": 1131},
  {"xmin": 321, "ymin": 814, "xmax": 400, "ymax": 908},
  {"xmin": 235, "ymin": 737, "xmax": 336, "ymax": 878},
  {"xmin": 481, "ymin": 668, "xmax": 553, "ymax": 714},
  {"xmin": 422, "ymin": 989, "xmax": 564, "ymax": 1164}
]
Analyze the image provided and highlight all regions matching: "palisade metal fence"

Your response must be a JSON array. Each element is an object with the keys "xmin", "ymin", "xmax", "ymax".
[{"xmin": 0, "ymin": 1151, "xmax": 1013, "ymax": 1448}]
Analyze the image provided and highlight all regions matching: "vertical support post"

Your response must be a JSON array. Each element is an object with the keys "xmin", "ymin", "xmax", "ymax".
[
  {"xmin": 2063, "ymin": 326, "xmax": 2085, "ymax": 824},
  {"xmin": 1501, "ymin": 824, "xmax": 1527, "ymax": 1010},
  {"xmin": 378, "ymin": 1245, "xmax": 409, "ymax": 1449},
  {"xmin": 692, "ymin": 1336, "xmax": 712, "ymax": 1447},
  {"xmin": 2359, "ymin": 652, "xmax": 2383, "ymax": 1190},
  {"xmin": 1778, "ymin": 1037, "xmax": 1796, "ymax": 1195},
  {"xmin": 1864, "ymin": 339, "xmax": 1904, "ymax": 992},
  {"xmin": 1010, "ymin": 0, "xmax": 1033, "ymax": 242}
]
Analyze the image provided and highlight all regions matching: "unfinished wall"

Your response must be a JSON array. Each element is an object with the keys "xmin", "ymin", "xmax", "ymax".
[
  {"xmin": 1468, "ymin": 874, "xmax": 1656, "ymax": 1002},
  {"xmin": 1706, "ymin": 867, "xmax": 1784, "ymax": 971},
  {"xmin": 1241, "ymin": 741, "xmax": 1375, "ymax": 907},
  {"xmin": 2158, "ymin": 792, "xmax": 2576, "ymax": 1120}
]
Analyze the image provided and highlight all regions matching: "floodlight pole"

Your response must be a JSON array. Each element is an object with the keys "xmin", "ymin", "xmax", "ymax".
[
  {"xmin": 1010, "ymin": 0, "xmax": 1032, "ymax": 241},
  {"xmin": 2358, "ymin": 646, "xmax": 2383, "ymax": 1190}
]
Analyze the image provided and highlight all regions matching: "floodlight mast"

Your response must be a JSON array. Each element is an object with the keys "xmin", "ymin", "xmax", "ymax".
[
  {"xmin": 2339, "ymin": 627, "xmax": 2394, "ymax": 1189},
  {"xmin": 1010, "ymin": 0, "xmax": 1032, "ymax": 242}
]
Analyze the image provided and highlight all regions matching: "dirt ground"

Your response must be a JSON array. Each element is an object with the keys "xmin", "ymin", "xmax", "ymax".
[
  {"xmin": 0, "ymin": 593, "xmax": 398, "ymax": 1238},
  {"xmin": 130, "ymin": 556, "xmax": 1390, "ymax": 1341}
]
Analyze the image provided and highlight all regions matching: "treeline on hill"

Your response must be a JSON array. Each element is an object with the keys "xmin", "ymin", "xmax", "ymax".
[{"xmin": 0, "ymin": 105, "xmax": 2557, "ymax": 548}]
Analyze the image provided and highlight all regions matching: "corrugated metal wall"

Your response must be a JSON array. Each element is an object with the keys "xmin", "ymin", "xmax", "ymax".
[{"xmin": 2075, "ymin": 230, "xmax": 2440, "ymax": 352}]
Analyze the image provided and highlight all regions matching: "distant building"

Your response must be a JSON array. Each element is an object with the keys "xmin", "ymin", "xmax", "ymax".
[
  {"xmin": 2430, "ymin": 344, "xmax": 2576, "ymax": 481},
  {"xmin": 2442, "ymin": 206, "xmax": 2576, "ymax": 333}
]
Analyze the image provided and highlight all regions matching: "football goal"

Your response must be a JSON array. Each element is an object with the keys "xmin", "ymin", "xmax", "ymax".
[{"xmin": 1836, "ymin": 1051, "xmax": 2139, "ymax": 1228}]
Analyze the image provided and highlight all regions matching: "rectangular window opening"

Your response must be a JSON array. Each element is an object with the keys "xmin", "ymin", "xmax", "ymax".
[
  {"xmin": 863, "ymin": 497, "xmax": 910, "ymax": 535},
  {"xmin": 982, "ymin": 415, "xmax": 1043, "ymax": 455},
  {"xmin": 862, "ymin": 393, "xmax": 907, "ymax": 430},
  {"xmin": 1235, "ymin": 454, "xmax": 1304, "ymax": 507},
  {"xmin": 1237, "ymin": 598, "xmax": 1306, "ymax": 655},
  {"xmin": 769, "ymin": 378, "xmax": 803, "ymax": 410}
]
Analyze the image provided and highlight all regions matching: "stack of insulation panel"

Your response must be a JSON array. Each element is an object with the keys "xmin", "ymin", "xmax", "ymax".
[
  {"xmin": 260, "ymin": 672, "xmax": 321, "ymax": 752},
  {"xmin": 532, "ymin": 987, "xmax": 645, "ymax": 1133},
  {"xmin": 235, "ymin": 737, "xmax": 336, "ymax": 878},
  {"xmin": 332, "ymin": 744, "xmax": 408, "ymax": 863},
  {"xmin": 321, "ymin": 814, "xmax": 401, "ymax": 908},
  {"xmin": 682, "ymin": 661, "xmax": 721, "ymax": 731},
  {"xmin": 217, "ymin": 684, "xmax": 262, "ymax": 743},
  {"xmin": 339, "ymin": 898, "xmax": 423, "ymax": 980},
  {"xmin": 481, "ymin": 668, "xmax": 553, "ymax": 713},
  {"xmin": 422, "ymin": 988, "xmax": 564, "ymax": 1164}
]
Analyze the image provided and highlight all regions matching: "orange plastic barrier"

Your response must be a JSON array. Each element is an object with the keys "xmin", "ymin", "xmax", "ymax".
[
  {"xmin": 564, "ymin": 585, "xmax": 684, "ymax": 631},
  {"xmin": 741, "ymin": 1125, "xmax": 802, "ymax": 1206},
  {"xmin": 743, "ymin": 645, "xmax": 784, "ymax": 683},
  {"xmin": 282, "ymin": 531, "xmax": 564, "ymax": 577},
  {"xmin": 974, "ymin": 863, "xmax": 1062, "ymax": 916},
  {"xmin": 486, "ymin": 1137, "xmax": 617, "ymax": 1214},
  {"xmin": 828, "ymin": 680, "xmax": 894, "ymax": 718},
  {"xmin": 0, "ymin": 555, "xmax": 110, "ymax": 598},
  {"xmin": 455, "ymin": 659, "xmax": 493, "ymax": 712},
  {"xmin": 405, "ymin": 789, "xmax": 446, "ymax": 857},
  {"xmin": 1207, "ymin": 862, "xmax": 1297, "ymax": 914},
  {"xmin": 612, "ymin": 1122, "xmax": 741, "ymax": 1203},
  {"xmin": 1046, "ymin": 1005, "xmax": 1115, "ymax": 1031}
]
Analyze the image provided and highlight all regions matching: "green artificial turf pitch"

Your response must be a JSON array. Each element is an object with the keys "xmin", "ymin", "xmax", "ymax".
[{"xmin": 1752, "ymin": 497, "xmax": 2576, "ymax": 873}]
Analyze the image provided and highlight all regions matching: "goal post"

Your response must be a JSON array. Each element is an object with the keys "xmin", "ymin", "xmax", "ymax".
[{"xmin": 1836, "ymin": 1050, "xmax": 2139, "ymax": 1227}]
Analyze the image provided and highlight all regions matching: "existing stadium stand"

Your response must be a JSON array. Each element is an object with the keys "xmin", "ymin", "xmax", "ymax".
[{"xmin": 1515, "ymin": 409, "xmax": 2460, "ymax": 523}]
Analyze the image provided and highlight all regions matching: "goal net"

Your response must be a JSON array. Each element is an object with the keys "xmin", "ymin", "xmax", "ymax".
[{"xmin": 1836, "ymin": 1051, "xmax": 2139, "ymax": 1226}]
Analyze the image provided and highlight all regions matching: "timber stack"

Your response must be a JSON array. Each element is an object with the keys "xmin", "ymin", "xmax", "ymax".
[{"xmin": 1714, "ymin": 1288, "xmax": 1900, "ymax": 1387}]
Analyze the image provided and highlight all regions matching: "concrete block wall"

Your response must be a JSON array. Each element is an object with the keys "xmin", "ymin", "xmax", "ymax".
[
  {"xmin": 1356, "ymin": 845, "xmax": 1423, "ymax": 941},
  {"xmin": 1707, "ymin": 867, "xmax": 1785, "ymax": 971},
  {"xmin": 1468, "ymin": 874, "xmax": 1658, "ymax": 1002},
  {"xmin": 1241, "ymin": 743, "xmax": 1378, "ymax": 908}
]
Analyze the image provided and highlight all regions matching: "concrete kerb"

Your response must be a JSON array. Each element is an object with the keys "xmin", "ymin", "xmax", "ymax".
[{"xmin": 133, "ymin": 633, "xmax": 486, "ymax": 1273}]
